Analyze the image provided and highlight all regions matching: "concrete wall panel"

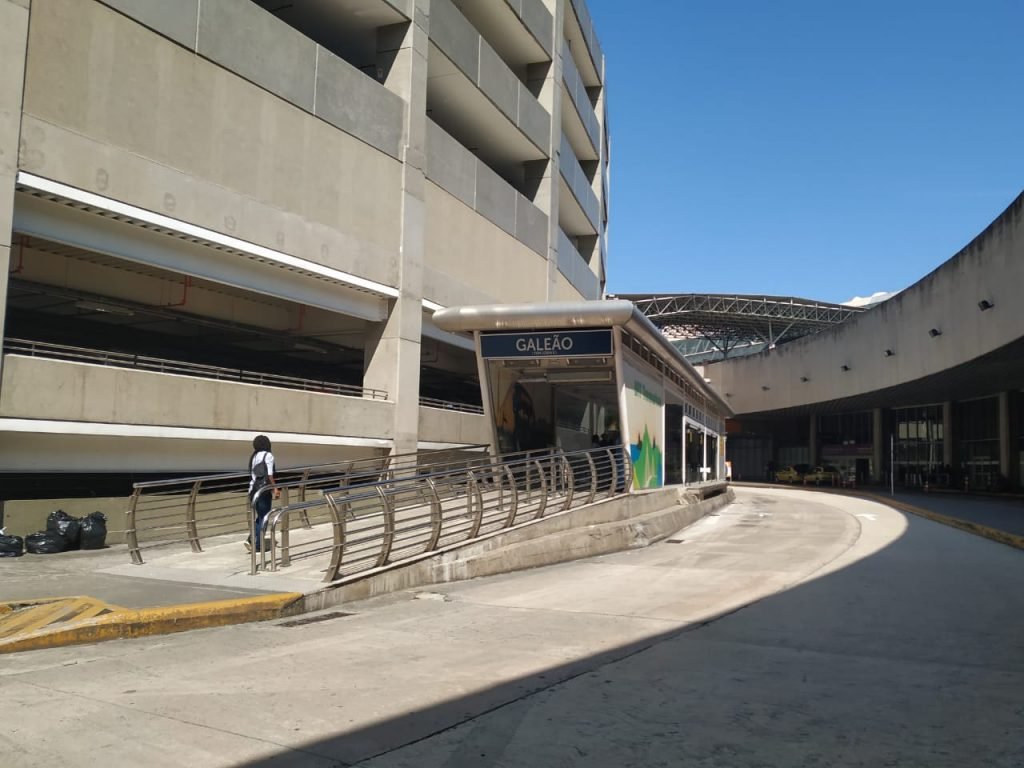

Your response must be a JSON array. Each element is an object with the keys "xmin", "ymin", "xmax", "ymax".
[
  {"xmin": 423, "ymin": 182, "xmax": 547, "ymax": 306},
  {"xmin": 429, "ymin": 0, "xmax": 479, "ymax": 79},
  {"xmin": 519, "ymin": 0, "xmax": 554, "ymax": 57},
  {"xmin": 518, "ymin": 80, "xmax": 552, "ymax": 152},
  {"xmin": 98, "ymin": 0, "xmax": 199, "ymax": 49},
  {"xmin": 197, "ymin": 0, "xmax": 316, "ymax": 112},
  {"xmin": 0, "ymin": 357, "xmax": 394, "ymax": 438},
  {"xmin": 418, "ymin": 406, "xmax": 490, "ymax": 445},
  {"xmin": 314, "ymin": 48, "xmax": 404, "ymax": 159},
  {"xmin": 424, "ymin": 119, "xmax": 476, "ymax": 208},
  {"xmin": 515, "ymin": 194, "xmax": 549, "ymax": 257},
  {"xmin": 478, "ymin": 43, "xmax": 519, "ymax": 122},
  {"xmin": 474, "ymin": 160, "xmax": 517, "ymax": 237},
  {"xmin": 21, "ymin": 0, "xmax": 403, "ymax": 285}
]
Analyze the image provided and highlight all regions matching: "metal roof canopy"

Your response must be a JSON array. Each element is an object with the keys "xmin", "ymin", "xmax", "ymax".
[
  {"xmin": 431, "ymin": 300, "xmax": 732, "ymax": 415},
  {"xmin": 613, "ymin": 293, "xmax": 865, "ymax": 360}
]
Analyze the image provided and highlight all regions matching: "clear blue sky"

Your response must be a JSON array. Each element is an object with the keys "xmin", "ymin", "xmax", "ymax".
[{"xmin": 587, "ymin": 0, "xmax": 1024, "ymax": 303}]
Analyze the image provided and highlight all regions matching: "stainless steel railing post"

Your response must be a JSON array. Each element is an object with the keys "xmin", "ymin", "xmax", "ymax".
[
  {"xmin": 248, "ymin": 492, "xmax": 258, "ymax": 575},
  {"xmin": 322, "ymin": 492, "xmax": 346, "ymax": 583},
  {"xmin": 126, "ymin": 488, "xmax": 143, "ymax": 565},
  {"xmin": 279, "ymin": 486, "xmax": 292, "ymax": 568},
  {"xmin": 504, "ymin": 464, "xmax": 519, "ymax": 527},
  {"xmin": 298, "ymin": 469, "xmax": 312, "ymax": 528},
  {"xmin": 375, "ymin": 486, "xmax": 395, "ymax": 568},
  {"xmin": 605, "ymin": 447, "xmax": 617, "ymax": 499},
  {"xmin": 466, "ymin": 470, "xmax": 484, "ymax": 540},
  {"xmin": 561, "ymin": 452, "xmax": 575, "ymax": 511},
  {"xmin": 186, "ymin": 480, "xmax": 202, "ymax": 553},
  {"xmin": 425, "ymin": 478, "xmax": 444, "ymax": 552},
  {"xmin": 584, "ymin": 452, "xmax": 598, "ymax": 505},
  {"xmin": 531, "ymin": 459, "xmax": 548, "ymax": 520}
]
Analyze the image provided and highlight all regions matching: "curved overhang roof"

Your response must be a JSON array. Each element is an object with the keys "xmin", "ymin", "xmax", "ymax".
[
  {"xmin": 705, "ymin": 190, "xmax": 1024, "ymax": 418},
  {"xmin": 432, "ymin": 300, "xmax": 732, "ymax": 415},
  {"xmin": 611, "ymin": 293, "xmax": 865, "ymax": 353}
]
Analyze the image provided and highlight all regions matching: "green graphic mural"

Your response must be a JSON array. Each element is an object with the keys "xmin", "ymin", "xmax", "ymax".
[
  {"xmin": 623, "ymin": 359, "xmax": 665, "ymax": 489},
  {"xmin": 630, "ymin": 424, "xmax": 663, "ymax": 489}
]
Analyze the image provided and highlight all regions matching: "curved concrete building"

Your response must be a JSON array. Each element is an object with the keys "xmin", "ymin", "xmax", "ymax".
[{"xmin": 705, "ymin": 192, "xmax": 1024, "ymax": 490}]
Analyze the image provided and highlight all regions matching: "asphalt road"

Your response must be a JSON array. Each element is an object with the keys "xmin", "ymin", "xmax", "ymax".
[{"xmin": 2, "ymin": 487, "xmax": 1022, "ymax": 768}]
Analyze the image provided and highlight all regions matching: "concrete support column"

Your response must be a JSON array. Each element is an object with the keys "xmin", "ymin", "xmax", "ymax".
[
  {"xmin": 942, "ymin": 401, "xmax": 954, "ymax": 468},
  {"xmin": 0, "ymin": 0, "xmax": 31, "ymax": 384},
  {"xmin": 872, "ymin": 408, "xmax": 884, "ymax": 484},
  {"xmin": 365, "ymin": 2, "xmax": 430, "ymax": 456},
  {"xmin": 535, "ymin": 0, "xmax": 564, "ymax": 300},
  {"xmin": 998, "ymin": 391, "xmax": 1012, "ymax": 487},
  {"xmin": 808, "ymin": 414, "xmax": 817, "ymax": 466},
  {"xmin": 592, "ymin": 86, "xmax": 608, "ymax": 293}
]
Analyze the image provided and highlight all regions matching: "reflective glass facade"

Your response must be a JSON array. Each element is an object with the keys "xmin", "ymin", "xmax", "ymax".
[{"xmin": 894, "ymin": 404, "xmax": 946, "ymax": 487}]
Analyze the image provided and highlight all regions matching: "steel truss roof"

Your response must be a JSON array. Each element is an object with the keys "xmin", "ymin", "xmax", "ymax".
[{"xmin": 612, "ymin": 293, "xmax": 866, "ymax": 359}]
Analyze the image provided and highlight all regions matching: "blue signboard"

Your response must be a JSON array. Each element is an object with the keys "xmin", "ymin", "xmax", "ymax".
[{"xmin": 480, "ymin": 329, "xmax": 613, "ymax": 359}]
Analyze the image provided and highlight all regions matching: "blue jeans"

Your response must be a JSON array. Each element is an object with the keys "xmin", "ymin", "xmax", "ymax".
[{"xmin": 250, "ymin": 491, "xmax": 272, "ymax": 551}]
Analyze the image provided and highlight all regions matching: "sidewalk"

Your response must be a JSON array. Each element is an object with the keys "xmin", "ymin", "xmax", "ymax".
[
  {"xmin": 0, "ymin": 539, "xmax": 277, "ymax": 608},
  {"xmin": 878, "ymin": 489, "xmax": 1024, "ymax": 538},
  {"xmin": 740, "ymin": 481, "xmax": 1024, "ymax": 547}
]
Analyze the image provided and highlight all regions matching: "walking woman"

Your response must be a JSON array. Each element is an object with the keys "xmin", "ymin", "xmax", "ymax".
[{"xmin": 246, "ymin": 434, "xmax": 279, "ymax": 553}]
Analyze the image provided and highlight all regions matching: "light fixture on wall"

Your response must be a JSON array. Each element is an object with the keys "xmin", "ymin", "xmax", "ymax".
[
  {"xmin": 978, "ymin": 299, "xmax": 994, "ymax": 311},
  {"xmin": 884, "ymin": 349, "xmax": 894, "ymax": 357},
  {"xmin": 928, "ymin": 328, "xmax": 942, "ymax": 338},
  {"xmin": 800, "ymin": 376, "xmax": 810, "ymax": 383},
  {"xmin": 841, "ymin": 364, "xmax": 850, "ymax": 372},
  {"xmin": 761, "ymin": 385, "xmax": 770, "ymax": 391}
]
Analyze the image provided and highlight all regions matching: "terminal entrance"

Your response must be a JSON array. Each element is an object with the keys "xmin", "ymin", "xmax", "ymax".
[
  {"xmin": 482, "ymin": 329, "xmax": 620, "ymax": 454},
  {"xmin": 433, "ymin": 301, "xmax": 732, "ymax": 491}
]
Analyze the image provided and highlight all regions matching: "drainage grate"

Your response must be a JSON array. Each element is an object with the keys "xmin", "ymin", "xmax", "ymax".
[{"xmin": 278, "ymin": 611, "xmax": 355, "ymax": 628}]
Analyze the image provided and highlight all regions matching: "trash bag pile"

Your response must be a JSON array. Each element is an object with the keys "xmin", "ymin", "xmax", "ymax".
[
  {"xmin": 0, "ymin": 530, "xmax": 24, "ymax": 558},
  {"xmin": 14, "ymin": 510, "xmax": 109, "ymax": 556}
]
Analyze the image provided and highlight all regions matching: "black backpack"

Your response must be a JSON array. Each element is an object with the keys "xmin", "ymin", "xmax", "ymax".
[{"xmin": 250, "ymin": 452, "xmax": 270, "ymax": 499}]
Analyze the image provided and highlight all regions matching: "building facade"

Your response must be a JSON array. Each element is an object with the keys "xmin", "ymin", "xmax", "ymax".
[
  {"xmin": 0, "ymin": 0, "xmax": 610, "ymax": 503},
  {"xmin": 705, "ymin": 193, "xmax": 1024, "ymax": 490}
]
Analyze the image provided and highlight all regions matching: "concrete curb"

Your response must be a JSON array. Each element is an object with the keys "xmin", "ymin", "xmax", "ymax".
[
  {"xmin": 855, "ymin": 495, "xmax": 1024, "ymax": 552},
  {"xmin": 0, "ymin": 592, "xmax": 304, "ymax": 655},
  {"xmin": 733, "ymin": 482, "xmax": 1024, "ymax": 552}
]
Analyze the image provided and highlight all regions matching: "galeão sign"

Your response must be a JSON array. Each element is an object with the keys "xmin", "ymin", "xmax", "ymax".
[{"xmin": 480, "ymin": 329, "xmax": 613, "ymax": 358}]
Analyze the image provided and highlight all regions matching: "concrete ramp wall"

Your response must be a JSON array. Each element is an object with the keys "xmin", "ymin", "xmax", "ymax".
[{"xmin": 301, "ymin": 485, "xmax": 734, "ymax": 612}]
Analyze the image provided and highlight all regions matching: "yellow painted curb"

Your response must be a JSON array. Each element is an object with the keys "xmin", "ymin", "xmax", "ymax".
[
  {"xmin": 0, "ymin": 592, "xmax": 304, "ymax": 655},
  {"xmin": 855, "ymin": 494, "xmax": 1024, "ymax": 552}
]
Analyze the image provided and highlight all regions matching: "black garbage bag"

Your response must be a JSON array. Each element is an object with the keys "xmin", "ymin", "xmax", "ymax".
[
  {"xmin": 46, "ymin": 510, "xmax": 81, "ymax": 550},
  {"xmin": 0, "ymin": 534, "xmax": 24, "ymax": 557},
  {"xmin": 79, "ymin": 512, "xmax": 108, "ymax": 550},
  {"xmin": 25, "ymin": 531, "xmax": 66, "ymax": 554}
]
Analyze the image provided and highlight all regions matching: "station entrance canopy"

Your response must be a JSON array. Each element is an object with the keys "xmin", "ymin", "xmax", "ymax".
[{"xmin": 432, "ymin": 301, "xmax": 732, "ymax": 489}]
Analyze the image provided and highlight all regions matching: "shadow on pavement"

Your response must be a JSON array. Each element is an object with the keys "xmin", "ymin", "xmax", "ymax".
[{"xmin": 230, "ymin": 510, "xmax": 1024, "ymax": 768}]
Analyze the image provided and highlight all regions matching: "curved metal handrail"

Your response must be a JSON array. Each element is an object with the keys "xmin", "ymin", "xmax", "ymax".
[
  {"xmin": 263, "ymin": 445, "xmax": 633, "ymax": 583},
  {"xmin": 125, "ymin": 444, "xmax": 488, "ymax": 565}
]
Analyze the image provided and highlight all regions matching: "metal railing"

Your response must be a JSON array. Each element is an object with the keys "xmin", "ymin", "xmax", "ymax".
[
  {"xmin": 4, "ymin": 337, "xmax": 388, "ymax": 400},
  {"xmin": 125, "ymin": 445, "xmax": 488, "ymax": 566},
  {"xmin": 260, "ymin": 445, "xmax": 632, "ymax": 582},
  {"xmin": 418, "ymin": 396, "xmax": 485, "ymax": 414}
]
